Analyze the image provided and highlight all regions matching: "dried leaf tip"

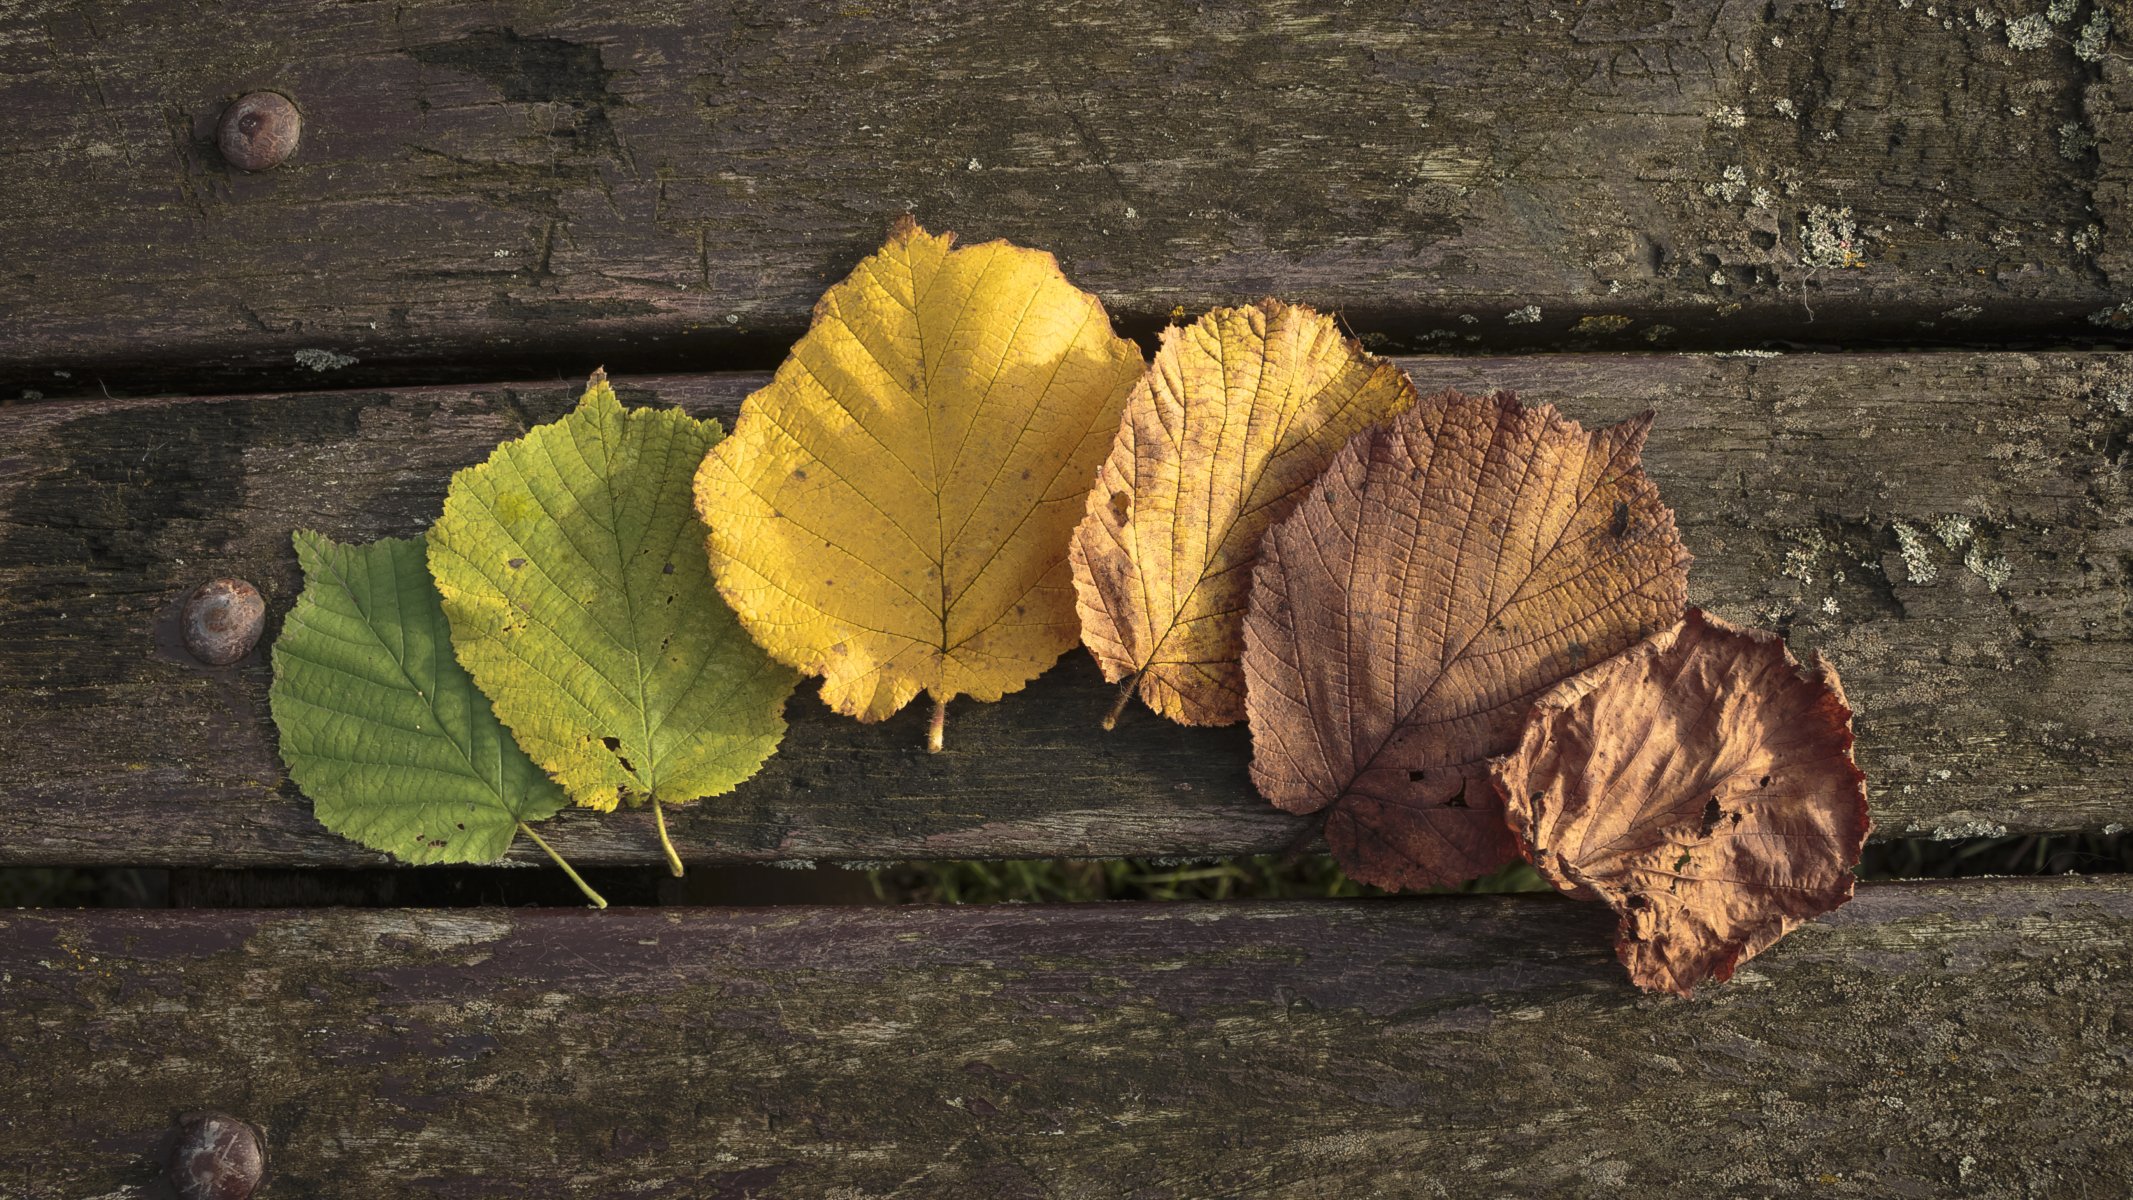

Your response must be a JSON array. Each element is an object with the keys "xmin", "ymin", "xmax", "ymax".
[{"xmin": 1494, "ymin": 607, "xmax": 1870, "ymax": 997}]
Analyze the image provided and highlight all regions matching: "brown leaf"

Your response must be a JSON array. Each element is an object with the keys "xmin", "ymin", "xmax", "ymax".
[
  {"xmin": 1243, "ymin": 389, "xmax": 1690, "ymax": 890},
  {"xmin": 1070, "ymin": 300, "xmax": 1418, "ymax": 728},
  {"xmin": 1493, "ymin": 608, "xmax": 1872, "ymax": 996}
]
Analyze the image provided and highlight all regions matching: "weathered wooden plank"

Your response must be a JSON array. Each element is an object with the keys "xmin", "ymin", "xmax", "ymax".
[
  {"xmin": 3, "ymin": 877, "xmax": 2128, "ymax": 1197},
  {"xmin": 0, "ymin": 351, "xmax": 2126, "ymax": 867},
  {"xmin": 3, "ymin": 0, "xmax": 2128, "ymax": 397}
]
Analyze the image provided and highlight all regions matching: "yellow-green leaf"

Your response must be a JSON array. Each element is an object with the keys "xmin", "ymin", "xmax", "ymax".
[
  {"xmin": 1070, "ymin": 300, "xmax": 1418, "ymax": 728},
  {"xmin": 694, "ymin": 218, "xmax": 1145, "ymax": 749},
  {"xmin": 427, "ymin": 372, "xmax": 800, "ymax": 847}
]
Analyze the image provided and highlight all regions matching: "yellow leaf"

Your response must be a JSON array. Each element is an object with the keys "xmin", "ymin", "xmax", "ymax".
[
  {"xmin": 1070, "ymin": 300, "xmax": 1417, "ymax": 728},
  {"xmin": 694, "ymin": 218, "xmax": 1145, "ymax": 749}
]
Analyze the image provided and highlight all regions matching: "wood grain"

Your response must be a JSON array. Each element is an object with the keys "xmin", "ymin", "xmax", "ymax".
[
  {"xmin": 1, "ymin": 351, "xmax": 2126, "ymax": 868},
  {"xmin": 4, "ymin": 877, "xmax": 2129, "ymax": 1197},
  {"xmin": 2, "ymin": 0, "xmax": 2128, "ymax": 398}
]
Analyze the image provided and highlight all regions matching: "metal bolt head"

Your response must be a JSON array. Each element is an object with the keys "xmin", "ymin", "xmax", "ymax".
[
  {"xmin": 168, "ymin": 1112, "xmax": 264, "ymax": 1200},
  {"xmin": 218, "ymin": 92, "xmax": 300, "ymax": 171},
  {"xmin": 183, "ymin": 578, "xmax": 265, "ymax": 666}
]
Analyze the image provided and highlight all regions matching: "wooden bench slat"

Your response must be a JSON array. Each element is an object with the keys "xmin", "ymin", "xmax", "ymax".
[
  {"xmin": 4, "ymin": 877, "xmax": 2129, "ymax": 1194},
  {"xmin": 1, "ymin": 351, "xmax": 2127, "ymax": 867},
  {"xmin": 3, "ymin": 0, "xmax": 2127, "ymax": 394}
]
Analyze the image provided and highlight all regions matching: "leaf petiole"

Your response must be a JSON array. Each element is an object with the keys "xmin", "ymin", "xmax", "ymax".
[
  {"xmin": 519, "ymin": 821, "xmax": 607, "ymax": 909},
  {"xmin": 652, "ymin": 797, "xmax": 685, "ymax": 877},
  {"xmin": 1101, "ymin": 674, "xmax": 1140, "ymax": 731}
]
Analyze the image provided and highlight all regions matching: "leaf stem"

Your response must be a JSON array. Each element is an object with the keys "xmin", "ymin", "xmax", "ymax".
[
  {"xmin": 652, "ymin": 797, "xmax": 685, "ymax": 877},
  {"xmin": 1102, "ymin": 674, "xmax": 1141, "ymax": 731},
  {"xmin": 926, "ymin": 695, "xmax": 947, "ymax": 754},
  {"xmin": 519, "ymin": 822, "xmax": 607, "ymax": 909}
]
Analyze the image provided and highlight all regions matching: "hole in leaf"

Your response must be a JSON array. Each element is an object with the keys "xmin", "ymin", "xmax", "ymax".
[
  {"xmin": 1758, "ymin": 775, "xmax": 1771, "ymax": 788},
  {"xmin": 1444, "ymin": 791, "xmax": 1469, "ymax": 809},
  {"xmin": 1609, "ymin": 500, "xmax": 1630, "ymax": 538},
  {"xmin": 1673, "ymin": 851, "xmax": 1693, "ymax": 872},
  {"xmin": 1409, "ymin": 769, "xmax": 1428, "ymax": 782},
  {"xmin": 1108, "ymin": 491, "xmax": 1130, "ymax": 522},
  {"xmin": 1700, "ymin": 797, "xmax": 1723, "ymax": 836}
]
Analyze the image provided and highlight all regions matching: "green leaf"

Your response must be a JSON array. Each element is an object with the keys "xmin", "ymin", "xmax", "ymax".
[
  {"xmin": 426, "ymin": 370, "xmax": 801, "ymax": 872},
  {"xmin": 270, "ymin": 531, "xmax": 602, "ymax": 905}
]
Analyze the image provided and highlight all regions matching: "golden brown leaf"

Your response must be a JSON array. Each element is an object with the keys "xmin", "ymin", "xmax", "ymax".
[
  {"xmin": 1070, "ymin": 300, "xmax": 1418, "ymax": 728},
  {"xmin": 1242, "ymin": 389, "xmax": 1691, "ymax": 890},
  {"xmin": 694, "ymin": 218, "xmax": 1145, "ymax": 749},
  {"xmin": 1493, "ymin": 608, "xmax": 1871, "ymax": 997}
]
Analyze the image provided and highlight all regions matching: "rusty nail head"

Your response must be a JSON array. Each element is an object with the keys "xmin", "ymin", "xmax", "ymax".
[
  {"xmin": 183, "ymin": 577, "xmax": 266, "ymax": 666},
  {"xmin": 218, "ymin": 92, "xmax": 300, "ymax": 171},
  {"xmin": 168, "ymin": 1112, "xmax": 265, "ymax": 1200}
]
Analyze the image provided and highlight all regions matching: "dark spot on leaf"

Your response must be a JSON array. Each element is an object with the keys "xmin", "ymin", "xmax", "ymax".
[
  {"xmin": 1609, "ymin": 500, "xmax": 1630, "ymax": 539},
  {"xmin": 1020, "ymin": 469, "xmax": 1032, "ymax": 481},
  {"xmin": 793, "ymin": 467, "xmax": 808, "ymax": 480},
  {"xmin": 1568, "ymin": 640, "xmax": 1586, "ymax": 664},
  {"xmin": 508, "ymin": 557, "xmax": 527, "ymax": 569},
  {"xmin": 663, "ymin": 562, "xmax": 675, "ymax": 574}
]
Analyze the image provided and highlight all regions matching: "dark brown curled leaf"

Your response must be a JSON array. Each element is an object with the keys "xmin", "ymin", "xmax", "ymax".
[{"xmin": 1494, "ymin": 607, "xmax": 1872, "ymax": 997}]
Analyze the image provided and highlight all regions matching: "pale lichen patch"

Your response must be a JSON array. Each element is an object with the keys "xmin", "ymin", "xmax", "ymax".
[
  {"xmin": 1931, "ymin": 819, "xmax": 2009, "ymax": 839},
  {"xmin": 1893, "ymin": 522, "xmax": 1938, "ymax": 584},
  {"xmin": 2005, "ymin": 12, "xmax": 2053, "ymax": 48},
  {"xmin": 1801, "ymin": 206, "xmax": 1865, "ymax": 268},
  {"xmin": 1964, "ymin": 540, "xmax": 2013, "ymax": 590},
  {"xmin": 294, "ymin": 348, "xmax": 359, "ymax": 372},
  {"xmin": 2089, "ymin": 302, "xmax": 2133, "ymax": 330},
  {"xmin": 1931, "ymin": 514, "xmax": 1975, "ymax": 549},
  {"xmin": 2075, "ymin": 11, "xmax": 2110, "ymax": 58},
  {"xmin": 2059, "ymin": 122, "xmax": 2096, "ymax": 160}
]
